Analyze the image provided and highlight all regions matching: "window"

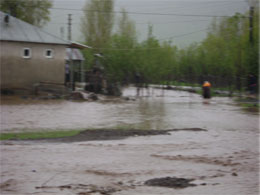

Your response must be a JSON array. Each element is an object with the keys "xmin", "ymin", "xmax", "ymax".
[
  {"xmin": 23, "ymin": 48, "xmax": 31, "ymax": 58},
  {"xmin": 45, "ymin": 49, "xmax": 53, "ymax": 58}
]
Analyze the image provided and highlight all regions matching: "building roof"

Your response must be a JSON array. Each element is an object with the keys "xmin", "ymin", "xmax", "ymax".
[
  {"xmin": 66, "ymin": 48, "xmax": 85, "ymax": 61},
  {"xmin": 0, "ymin": 11, "xmax": 70, "ymax": 45},
  {"xmin": 70, "ymin": 41, "xmax": 92, "ymax": 49}
]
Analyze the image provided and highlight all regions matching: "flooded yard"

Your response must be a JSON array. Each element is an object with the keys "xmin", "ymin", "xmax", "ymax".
[{"xmin": 0, "ymin": 87, "xmax": 259, "ymax": 194}]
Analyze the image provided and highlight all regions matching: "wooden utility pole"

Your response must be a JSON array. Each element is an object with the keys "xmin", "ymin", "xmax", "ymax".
[
  {"xmin": 68, "ymin": 14, "xmax": 72, "ymax": 41},
  {"xmin": 67, "ymin": 14, "xmax": 75, "ymax": 91}
]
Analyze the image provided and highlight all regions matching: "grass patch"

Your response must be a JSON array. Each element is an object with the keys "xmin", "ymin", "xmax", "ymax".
[
  {"xmin": 240, "ymin": 103, "xmax": 259, "ymax": 112},
  {"xmin": 240, "ymin": 103, "xmax": 259, "ymax": 108},
  {"xmin": 234, "ymin": 97, "xmax": 259, "ymax": 112},
  {"xmin": 0, "ymin": 130, "xmax": 82, "ymax": 141}
]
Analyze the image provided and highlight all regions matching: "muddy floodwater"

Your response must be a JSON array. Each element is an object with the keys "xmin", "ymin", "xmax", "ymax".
[{"xmin": 0, "ymin": 87, "xmax": 259, "ymax": 195}]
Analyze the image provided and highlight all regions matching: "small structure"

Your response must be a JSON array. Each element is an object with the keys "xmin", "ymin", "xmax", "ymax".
[
  {"xmin": 0, "ymin": 11, "xmax": 70, "ymax": 93},
  {"xmin": 66, "ymin": 42, "xmax": 91, "ymax": 91},
  {"xmin": 66, "ymin": 47, "xmax": 85, "ymax": 84}
]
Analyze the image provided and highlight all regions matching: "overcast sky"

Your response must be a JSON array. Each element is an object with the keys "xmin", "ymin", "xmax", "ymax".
[{"xmin": 44, "ymin": 0, "xmax": 249, "ymax": 48}]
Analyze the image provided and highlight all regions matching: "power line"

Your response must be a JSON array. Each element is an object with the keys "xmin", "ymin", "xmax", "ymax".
[
  {"xmin": 49, "ymin": 7, "xmax": 250, "ymax": 18},
  {"xmin": 140, "ymin": 0, "xmax": 246, "ymax": 12},
  {"xmin": 49, "ymin": 0, "xmax": 247, "ymax": 17},
  {"xmin": 47, "ymin": 19, "xmax": 211, "ymax": 25},
  {"xmin": 0, "ymin": 2, "xmax": 249, "ymax": 18},
  {"xmin": 87, "ymin": 28, "xmax": 209, "ymax": 51},
  {"xmin": 133, "ymin": 19, "xmax": 211, "ymax": 25},
  {"xmin": 158, "ymin": 28, "xmax": 209, "ymax": 41}
]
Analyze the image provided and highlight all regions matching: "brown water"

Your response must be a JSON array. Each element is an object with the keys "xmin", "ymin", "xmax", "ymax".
[
  {"xmin": 0, "ymin": 87, "xmax": 259, "ymax": 195},
  {"xmin": 1, "ymin": 87, "xmax": 258, "ymax": 132}
]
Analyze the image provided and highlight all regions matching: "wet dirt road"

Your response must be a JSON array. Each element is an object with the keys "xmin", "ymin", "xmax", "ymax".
[{"xmin": 0, "ymin": 87, "xmax": 259, "ymax": 194}]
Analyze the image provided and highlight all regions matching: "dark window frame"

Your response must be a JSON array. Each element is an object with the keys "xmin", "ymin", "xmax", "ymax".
[
  {"xmin": 45, "ymin": 49, "xmax": 54, "ymax": 58},
  {"xmin": 22, "ymin": 48, "xmax": 31, "ymax": 58}
]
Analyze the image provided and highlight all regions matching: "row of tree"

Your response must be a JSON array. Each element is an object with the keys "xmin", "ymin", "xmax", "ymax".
[
  {"xmin": 81, "ymin": 0, "xmax": 258, "ymax": 91},
  {"xmin": 0, "ymin": 0, "xmax": 258, "ymax": 91}
]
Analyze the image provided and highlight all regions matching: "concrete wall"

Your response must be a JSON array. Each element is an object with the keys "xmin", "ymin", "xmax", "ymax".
[{"xmin": 0, "ymin": 41, "xmax": 67, "ymax": 89}]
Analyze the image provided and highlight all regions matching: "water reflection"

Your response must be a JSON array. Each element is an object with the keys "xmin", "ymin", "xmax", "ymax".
[{"xmin": 135, "ymin": 98, "xmax": 167, "ymax": 130}]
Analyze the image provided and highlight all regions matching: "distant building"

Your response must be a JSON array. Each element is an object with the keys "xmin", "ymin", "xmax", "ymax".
[{"xmin": 0, "ymin": 11, "xmax": 70, "ymax": 92}]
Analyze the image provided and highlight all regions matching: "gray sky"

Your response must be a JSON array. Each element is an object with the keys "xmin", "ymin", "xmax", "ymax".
[{"xmin": 44, "ymin": 0, "xmax": 249, "ymax": 48}]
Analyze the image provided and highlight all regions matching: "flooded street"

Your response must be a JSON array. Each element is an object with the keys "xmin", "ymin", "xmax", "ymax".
[
  {"xmin": 1, "ymin": 87, "xmax": 258, "ymax": 132},
  {"xmin": 0, "ymin": 87, "xmax": 259, "ymax": 195}
]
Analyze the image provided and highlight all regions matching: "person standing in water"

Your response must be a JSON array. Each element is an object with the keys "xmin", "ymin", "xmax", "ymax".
[{"xmin": 202, "ymin": 81, "xmax": 211, "ymax": 99}]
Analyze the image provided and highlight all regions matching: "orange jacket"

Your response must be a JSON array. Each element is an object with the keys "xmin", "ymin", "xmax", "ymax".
[{"xmin": 203, "ymin": 82, "xmax": 211, "ymax": 87}]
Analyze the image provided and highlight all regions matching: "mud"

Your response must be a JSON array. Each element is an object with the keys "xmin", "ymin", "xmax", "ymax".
[
  {"xmin": 42, "ymin": 129, "xmax": 170, "ymax": 142},
  {"xmin": 0, "ymin": 179, "xmax": 17, "ymax": 192},
  {"xmin": 144, "ymin": 177, "xmax": 196, "ymax": 188},
  {"xmin": 151, "ymin": 154, "xmax": 240, "ymax": 167},
  {"xmin": 36, "ymin": 184, "xmax": 120, "ymax": 195},
  {"xmin": 18, "ymin": 128, "xmax": 207, "ymax": 143}
]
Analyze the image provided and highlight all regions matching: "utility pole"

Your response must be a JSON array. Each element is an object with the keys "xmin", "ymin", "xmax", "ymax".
[
  {"xmin": 68, "ymin": 14, "xmax": 72, "ymax": 41},
  {"xmin": 247, "ymin": 0, "xmax": 257, "ymax": 45},
  {"xmin": 67, "ymin": 14, "xmax": 75, "ymax": 91}
]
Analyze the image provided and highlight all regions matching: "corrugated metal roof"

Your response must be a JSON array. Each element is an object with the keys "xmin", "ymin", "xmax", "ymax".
[
  {"xmin": 0, "ymin": 11, "xmax": 69, "ymax": 45},
  {"xmin": 66, "ymin": 48, "xmax": 85, "ymax": 61}
]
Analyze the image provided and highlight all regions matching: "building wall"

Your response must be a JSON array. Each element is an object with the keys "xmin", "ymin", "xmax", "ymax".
[{"xmin": 0, "ymin": 41, "xmax": 67, "ymax": 89}]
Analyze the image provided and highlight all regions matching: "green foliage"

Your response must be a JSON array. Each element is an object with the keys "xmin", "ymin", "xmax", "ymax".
[
  {"xmin": 0, "ymin": 130, "xmax": 82, "ymax": 140},
  {"xmin": 0, "ymin": 0, "xmax": 52, "ymax": 27},
  {"xmin": 82, "ymin": 49, "xmax": 95, "ymax": 70},
  {"xmin": 81, "ymin": 7, "xmax": 258, "ymax": 91},
  {"xmin": 198, "ymin": 10, "xmax": 259, "ymax": 89},
  {"xmin": 102, "ymin": 9, "xmax": 138, "ymax": 83},
  {"xmin": 81, "ymin": 0, "xmax": 114, "ymax": 52}
]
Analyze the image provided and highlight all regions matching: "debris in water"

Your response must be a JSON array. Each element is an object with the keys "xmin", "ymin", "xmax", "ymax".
[{"xmin": 232, "ymin": 172, "xmax": 238, "ymax": 176}]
